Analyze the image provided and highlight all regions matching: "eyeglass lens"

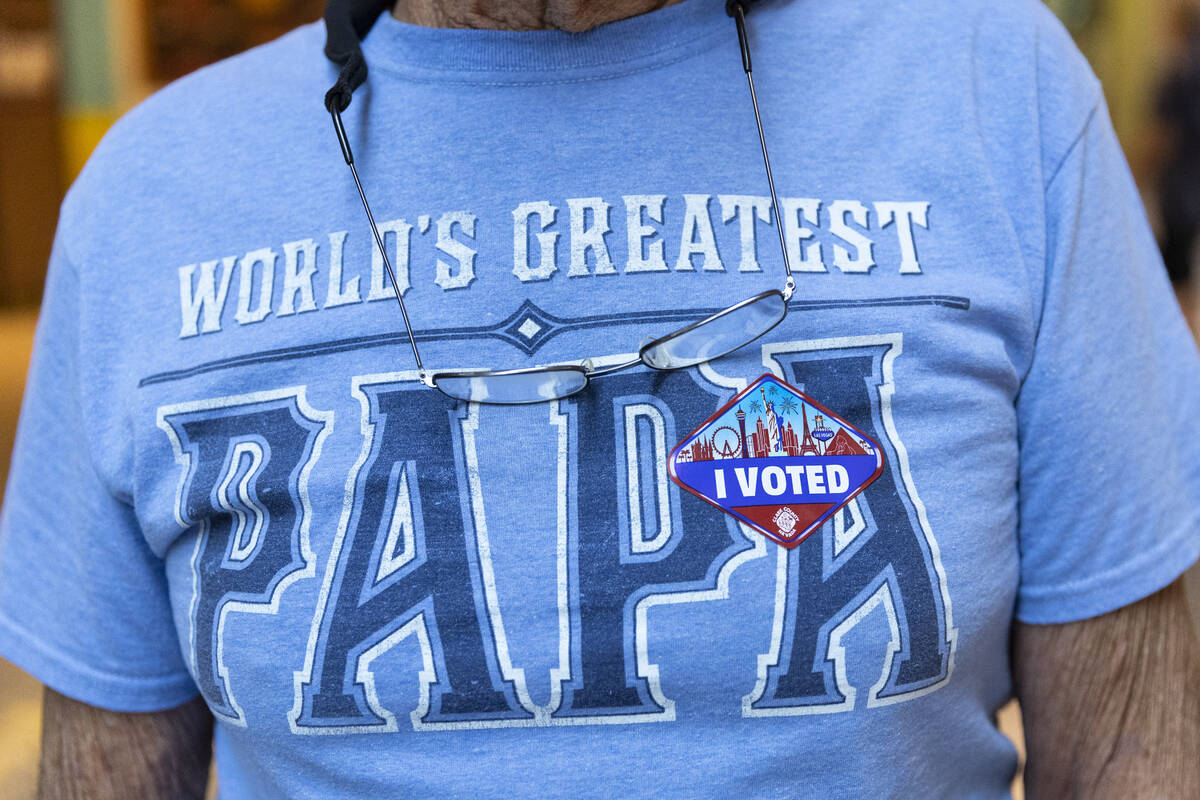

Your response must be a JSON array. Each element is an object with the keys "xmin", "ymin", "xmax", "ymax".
[
  {"xmin": 639, "ymin": 291, "xmax": 787, "ymax": 370},
  {"xmin": 434, "ymin": 367, "xmax": 589, "ymax": 404}
]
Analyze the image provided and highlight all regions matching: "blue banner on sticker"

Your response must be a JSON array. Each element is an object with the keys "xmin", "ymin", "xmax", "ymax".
[{"xmin": 668, "ymin": 373, "xmax": 885, "ymax": 548}]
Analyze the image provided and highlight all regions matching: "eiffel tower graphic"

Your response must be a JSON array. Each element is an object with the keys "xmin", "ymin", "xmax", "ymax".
[{"xmin": 799, "ymin": 402, "xmax": 820, "ymax": 456}]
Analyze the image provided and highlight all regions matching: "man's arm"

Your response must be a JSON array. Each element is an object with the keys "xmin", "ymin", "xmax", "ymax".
[
  {"xmin": 1013, "ymin": 577, "xmax": 1200, "ymax": 798},
  {"xmin": 38, "ymin": 688, "xmax": 213, "ymax": 800}
]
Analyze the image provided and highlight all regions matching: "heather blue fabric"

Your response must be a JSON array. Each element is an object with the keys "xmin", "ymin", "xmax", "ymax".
[{"xmin": 2, "ymin": 0, "xmax": 1198, "ymax": 797}]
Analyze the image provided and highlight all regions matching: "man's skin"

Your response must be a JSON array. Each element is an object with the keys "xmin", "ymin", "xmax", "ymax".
[
  {"xmin": 390, "ymin": 0, "xmax": 685, "ymax": 32},
  {"xmin": 1015, "ymin": 578, "xmax": 1200, "ymax": 797},
  {"xmin": 38, "ymin": 691, "xmax": 211, "ymax": 800},
  {"xmin": 34, "ymin": 1, "xmax": 1200, "ymax": 797}
]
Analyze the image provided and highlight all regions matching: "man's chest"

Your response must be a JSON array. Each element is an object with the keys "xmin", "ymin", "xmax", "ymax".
[{"xmin": 123, "ymin": 123, "xmax": 1032, "ymax": 734}]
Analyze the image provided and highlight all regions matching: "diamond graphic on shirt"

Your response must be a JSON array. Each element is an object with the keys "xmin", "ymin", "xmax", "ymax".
[
  {"xmin": 668, "ymin": 373, "xmax": 885, "ymax": 549},
  {"xmin": 517, "ymin": 318, "xmax": 542, "ymax": 339}
]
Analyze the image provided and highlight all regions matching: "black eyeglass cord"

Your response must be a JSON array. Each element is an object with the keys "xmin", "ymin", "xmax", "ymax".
[
  {"xmin": 323, "ymin": 0, "xmax": 393, "ymax": 112},
  {"xmin": 325, "ymin": 0, "xmax": 428, "ymax": 372}
]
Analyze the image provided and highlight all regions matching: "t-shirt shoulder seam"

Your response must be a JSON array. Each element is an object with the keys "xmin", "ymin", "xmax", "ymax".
[
  {"xmin": 1018, "ymin": 95, "xmax": 1104, "ymax": 390},
  {"xmin": 1042, "ymin": 98, "xmax": 1101, "ymax": 192}
]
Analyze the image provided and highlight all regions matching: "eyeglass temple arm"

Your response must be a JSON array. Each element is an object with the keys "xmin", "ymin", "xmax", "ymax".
[
  {"xmin": 331, "ymin": 109, "xmax": 429, "ymax": 377},
  {"xmin": 731, "ymin": 2, "xmax": 795, "ymax": 301},
  {"xmin": 327, "ymin": 10, "xmax": 785, "ymax": 380}
]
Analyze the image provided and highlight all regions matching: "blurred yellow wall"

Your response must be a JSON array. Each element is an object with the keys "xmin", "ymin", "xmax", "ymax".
[{"xmin": 0, "ymin": 312, "xmax": 39, "ymax": 800}]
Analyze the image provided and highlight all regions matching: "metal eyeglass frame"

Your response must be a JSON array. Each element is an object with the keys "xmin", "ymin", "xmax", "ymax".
[{"xmin": 328, "ymin": 1, "xmax": 793, "ymax": 403}]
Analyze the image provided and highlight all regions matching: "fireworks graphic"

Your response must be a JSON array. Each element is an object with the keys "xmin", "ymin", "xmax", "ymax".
[{"xmin": 682, "ymin": 384, "xmax": 869, "ymax": 462}]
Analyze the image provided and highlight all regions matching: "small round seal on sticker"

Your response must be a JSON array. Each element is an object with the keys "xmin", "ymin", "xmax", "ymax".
[{"xmin": 772, "ymin": 506, "xmax": 800, "ymax": 538}]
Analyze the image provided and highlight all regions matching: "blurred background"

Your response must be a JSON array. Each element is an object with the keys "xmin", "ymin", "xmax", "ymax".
[{"xmin": 0, "ymin": 0, "xmax": 1198, "ymax": 797}]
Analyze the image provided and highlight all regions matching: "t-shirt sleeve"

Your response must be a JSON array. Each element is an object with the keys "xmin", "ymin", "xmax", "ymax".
[
  {"xmin": 1014, "ymin": 98, "xmax": 1200, "ymax": 624},
  {"xmin": 0, "ymin": 233, "xmax": 198, "ymax": 711}
]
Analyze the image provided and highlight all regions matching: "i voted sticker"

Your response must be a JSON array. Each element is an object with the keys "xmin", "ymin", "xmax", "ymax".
[{"xmin": 668, "ymin": 374, "xmax": 884, "ymax": 549}]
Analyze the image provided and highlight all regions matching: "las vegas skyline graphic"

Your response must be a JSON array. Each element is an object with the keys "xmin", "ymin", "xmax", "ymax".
[{"xmin": 676, "ymin": 384, "xmax": 875, "ymax": 463}]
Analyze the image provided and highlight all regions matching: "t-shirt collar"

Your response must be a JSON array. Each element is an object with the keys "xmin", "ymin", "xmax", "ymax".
[{"xmin": 358, "ymin": 0, "xmax": 728, "ymax": 81}]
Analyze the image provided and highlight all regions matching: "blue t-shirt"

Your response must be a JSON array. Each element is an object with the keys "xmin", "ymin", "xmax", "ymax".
[{"xmin": 2, "ymin": 0, "xmax": 1199, "ymax": 796}]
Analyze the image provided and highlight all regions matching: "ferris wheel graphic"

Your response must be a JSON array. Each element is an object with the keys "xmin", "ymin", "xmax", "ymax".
[{"xmin": 711, "ymin": 425, "xmax": 742, "ymax": 459}]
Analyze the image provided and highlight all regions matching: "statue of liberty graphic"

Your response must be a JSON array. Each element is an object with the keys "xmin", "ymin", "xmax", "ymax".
[{"xmin": 760, "ymin": 386, "xmax": 783, "ymax": 453}]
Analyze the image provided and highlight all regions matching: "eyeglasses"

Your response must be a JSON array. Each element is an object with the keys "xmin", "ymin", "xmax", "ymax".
[{"xmin": 329, "ymin": 2, "xmax": 792, "ymax": 404}]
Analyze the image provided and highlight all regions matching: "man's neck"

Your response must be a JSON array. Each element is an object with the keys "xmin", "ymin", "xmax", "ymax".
[{"xmin": 391, "ymin": 0, "xmax": 686, "ymax": 33}]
